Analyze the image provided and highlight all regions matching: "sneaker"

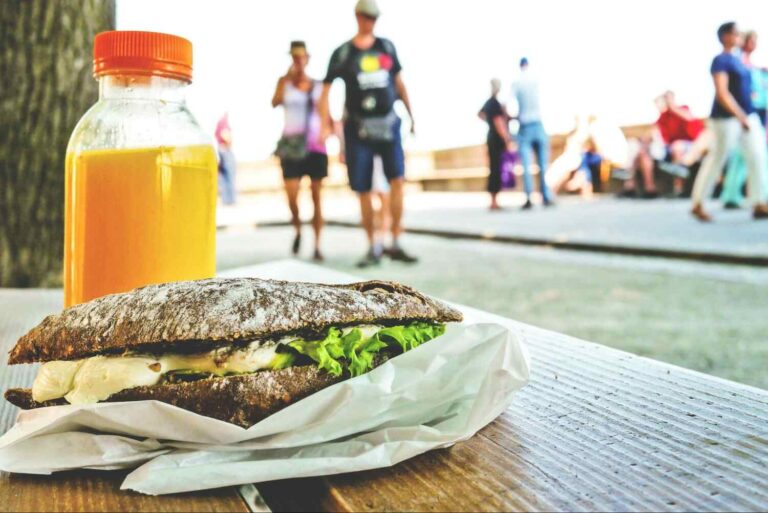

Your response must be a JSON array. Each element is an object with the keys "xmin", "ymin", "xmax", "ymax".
[
  {"xmin": 641, "ymin": 191, "xmax": 659, "ymax": 199},
  {"xmin": 356, "ymin": 249, "xmax": 381, "ymax": 268},
  {"xmin": 658, "ymin": 161, "xmax": 690, "ymax": 179},
  {"xmin": 754, "ymin": 205, "xmax": 768, "ymax": 220},
  {"xmin": 543, "ymin": 199, "xmax": 555, "ymax": 207},
  {"xmin": 387, "ymin": 247, "xmax": 419, "ymax": 263},
  {"xmin": 521, "ymin": 200, "xmax": 533, "ymax": 210},
  {"xmin": 724, "ymin": 201, "xmax": 741, "ymax": 210},
  {"xmin": 691, "ymin": 204, "xmax": 712, "ymax": 222},
  {"xmin": 291, "ymin": 233, "xmax": 301, "ymax": 255}
]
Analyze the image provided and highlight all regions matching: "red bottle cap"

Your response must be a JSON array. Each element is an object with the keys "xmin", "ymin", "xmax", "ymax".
[{"xmin": 93, "ymin": 31, "xmax": 193, "ymax": 82}]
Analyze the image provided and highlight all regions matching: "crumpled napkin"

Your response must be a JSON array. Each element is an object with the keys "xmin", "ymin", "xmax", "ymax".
[{"xmin": 0, "ymin": 322, "xmax": 529, "ymax": 495}]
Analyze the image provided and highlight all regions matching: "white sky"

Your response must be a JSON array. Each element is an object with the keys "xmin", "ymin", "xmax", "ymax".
[{"xmin": 117, "ymin": 0, "xmax": 768, "ymax": 161}]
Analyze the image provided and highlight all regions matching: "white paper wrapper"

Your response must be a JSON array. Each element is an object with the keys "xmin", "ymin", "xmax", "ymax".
[{"xmin": 0, "ymin": 322, "xmax": 529, "ymax": 495}]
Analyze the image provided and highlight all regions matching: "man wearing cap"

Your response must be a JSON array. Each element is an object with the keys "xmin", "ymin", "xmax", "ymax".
[
  {"xmin": 512, "ymin": 57, "xmax": 554, "ymax": 209},
  {"xmin": 318, "ymin": 0, "xmax": 418, "ymax": 267}
]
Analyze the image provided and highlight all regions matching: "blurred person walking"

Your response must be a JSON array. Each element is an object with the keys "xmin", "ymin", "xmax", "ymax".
[
  {"xmin": 720, "ymin": 30, "xmax": 768, "ymax": 208},
  {"xmin": 478, "ymin": 78, "xmax": 514, "ymax": 210},
  {"xmin": 691, "ymin": 22, "xmax": 768, "ymax": 222},
  {"xmin": 318, "ymin": 0, "xmax": 418, "ymax": 267},
  {"xmin": 215, "ymin": 112, "xmax": 237, "ymax": 206},
  {"xmin": 741, "ymin": 31, "xmax": 768, "ymax": 128},
  {"xmin": 272, "ymin": 41, "xmax": 328, "ymax": 261},
  {"xmin": 512, "ymin": 57, "xmax": 553, "ymax": 209}
]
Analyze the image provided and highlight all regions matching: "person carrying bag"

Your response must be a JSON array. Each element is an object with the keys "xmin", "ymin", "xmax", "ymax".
[{"xmin": 271, "ymin": 41, "xmax": 329, "ymax": 261}]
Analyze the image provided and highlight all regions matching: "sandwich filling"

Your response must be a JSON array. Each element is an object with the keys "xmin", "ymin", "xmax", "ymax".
[{"xmin": 31, "ymin": 321, "xmax": 446, "ymax": 405}]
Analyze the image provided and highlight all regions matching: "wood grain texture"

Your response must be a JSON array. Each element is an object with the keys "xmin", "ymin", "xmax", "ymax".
[
  {"xmin": 0, "ymin": 471, "xmax": 249, "ymax": 513},
  {"xmin": 258, "ymin": 303, "xmax": 768, "ymax": 512},
  {"xmin": 0, "ymin": 290, "xmax": 249, "ymax": 513}
]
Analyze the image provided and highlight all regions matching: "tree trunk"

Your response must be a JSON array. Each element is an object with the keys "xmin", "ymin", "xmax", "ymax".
[{"xmin": 0, "ymin": 0, "xmax": 115, "ymax": 287}]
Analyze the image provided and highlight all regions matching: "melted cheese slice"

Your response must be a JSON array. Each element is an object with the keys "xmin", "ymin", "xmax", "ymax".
[{"xmin": 32, "ymin": 343, "xmax": 279, "ymax": 405}]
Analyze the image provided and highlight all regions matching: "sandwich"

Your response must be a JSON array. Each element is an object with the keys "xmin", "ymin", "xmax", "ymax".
[{"xmin": 4, "ymin": 278, "xmax": 462, "ymax": 427}]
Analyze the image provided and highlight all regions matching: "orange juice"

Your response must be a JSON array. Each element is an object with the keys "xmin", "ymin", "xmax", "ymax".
[{"xmin": 64, "ymin": 145, "xmax": 217, "ymax": 306}]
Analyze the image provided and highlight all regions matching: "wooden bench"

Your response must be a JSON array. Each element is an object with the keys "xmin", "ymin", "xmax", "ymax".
[{"xmin": 231, "ymin": 124, "xmax": 657, "ymax": 196}]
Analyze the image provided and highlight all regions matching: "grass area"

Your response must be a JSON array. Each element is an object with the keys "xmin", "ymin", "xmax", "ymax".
[{"xmin": 218, "ymin": 226, "xmax": 768, "ymax": 389}]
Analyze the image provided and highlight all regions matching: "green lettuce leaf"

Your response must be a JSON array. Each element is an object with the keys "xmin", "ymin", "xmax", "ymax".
[
  {"xmin": 288, "ymin": 328, "xmax": 344, "ymax": 377},
  {"xmin": 287, "ymin": 322, "xmax": 446, "ymax": 378},
  {"xmin": 341, "ymin": 328, "xmax": 389, "ymax": 377},
  {"xmin": 374, "ymin": 322, "xmax": 446, "ymax": 353}
]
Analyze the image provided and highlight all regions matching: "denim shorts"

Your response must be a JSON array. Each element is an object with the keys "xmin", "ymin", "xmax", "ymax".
[{"xmin": 343, "ymin": 116, "xmax": 405, "ymax": 193}]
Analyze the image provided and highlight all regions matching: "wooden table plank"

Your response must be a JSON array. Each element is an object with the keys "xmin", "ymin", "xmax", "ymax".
[
  {"xmin": 226, "ymin": 261, "xmax": 768, "ymax": 513},
  {"xmin": 0, "ymin": 289, "xmax": 250, "ymax": 513},
  {"xmin": 0, "ymin": 471, "xmax": 249, "ymax": 513}
]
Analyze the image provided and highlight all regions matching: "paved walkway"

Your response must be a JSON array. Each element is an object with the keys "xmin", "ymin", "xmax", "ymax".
[{"xmin": 218, "ymin": 192, "xmax": 768, "ymax": 264}]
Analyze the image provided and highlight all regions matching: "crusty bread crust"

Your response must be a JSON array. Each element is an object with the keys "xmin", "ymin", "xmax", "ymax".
[
  {"xmin": 4, "ymin": 363, "xmax": 344, "ymax": 428},
  {"xmin": 8, "ymin": 278, "xmax": 462, "ymax": 364}
]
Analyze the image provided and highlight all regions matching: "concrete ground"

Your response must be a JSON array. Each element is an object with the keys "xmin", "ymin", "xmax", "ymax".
[
  {"xmin": 218, "ymin": 225, "xmax": 768, "ymax": 390},
  {"xmin": 219, "ymin": 191, "xmax": 768, "ymax": 263}
]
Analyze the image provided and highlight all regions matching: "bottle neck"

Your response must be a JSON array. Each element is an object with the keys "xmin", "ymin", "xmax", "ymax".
[{"xmin": 98, "ymin": 74, "xmax": 188, "ymax": 103}]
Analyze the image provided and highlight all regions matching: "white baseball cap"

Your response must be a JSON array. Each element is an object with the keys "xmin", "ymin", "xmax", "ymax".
[{"xmin": 355, "ymin": 0, "xmax": 381, "ymax": 18}]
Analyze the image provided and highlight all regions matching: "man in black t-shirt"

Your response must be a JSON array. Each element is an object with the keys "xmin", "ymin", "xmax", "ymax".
[{"xmin": 318, "ymin": 0, "xmax": 418, "ymax": 268}]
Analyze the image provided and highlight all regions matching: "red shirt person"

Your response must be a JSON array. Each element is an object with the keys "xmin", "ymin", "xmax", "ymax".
[
  {"xmin": 655, "ymin": 93, "xmax": 705, "ymax": 145},
  {"xmin": 653, "ymin": 91, "xmax": 709, "ymax": 190}
]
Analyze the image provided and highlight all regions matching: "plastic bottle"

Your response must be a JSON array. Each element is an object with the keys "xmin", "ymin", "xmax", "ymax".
[{"xmin": 64, "ymin": 31, "xmax": 217, "ymax": 306}]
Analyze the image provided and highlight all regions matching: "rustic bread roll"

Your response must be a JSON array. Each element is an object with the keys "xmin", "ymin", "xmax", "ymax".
[{"xmin": 5, "ymin": 278, "xmax": 461, "ymax": 427}]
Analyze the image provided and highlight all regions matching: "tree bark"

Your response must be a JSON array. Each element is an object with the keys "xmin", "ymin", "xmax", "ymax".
[{"xmin": 0, "ymin": 0, "xmax": 115, "ymax": 287}]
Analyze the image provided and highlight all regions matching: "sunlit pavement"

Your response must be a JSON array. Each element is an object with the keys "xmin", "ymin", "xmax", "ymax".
[
  {"xmin": 217, "ymin": 189, "xmax": 532, "ymax": 227},
  {"xmin": 219, "ymin": 191, "xmax": 768, "ymax": 262}
]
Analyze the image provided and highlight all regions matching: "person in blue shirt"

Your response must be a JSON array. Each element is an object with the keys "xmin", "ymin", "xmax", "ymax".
[
  {"xmin": 511, "ymin": 58, "xmax": 554, "ymax": 210},
  {"xmin": 720, "ymin": 30, "xmax": 768, "ymax": 209},
  {"xmin": 691, "ymin": 22, "xmax": 768, "ymax": 221}
]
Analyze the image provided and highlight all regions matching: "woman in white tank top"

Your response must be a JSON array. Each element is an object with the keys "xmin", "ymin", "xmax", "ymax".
[{"xmin": 272, "ymin": 41, "xmax": 329, "ymax": 261}]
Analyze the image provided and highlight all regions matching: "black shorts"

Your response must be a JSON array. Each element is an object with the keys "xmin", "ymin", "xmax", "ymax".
[{"xmin": 281, "ymin": 152, "xmax": 328, "ymax": 180}]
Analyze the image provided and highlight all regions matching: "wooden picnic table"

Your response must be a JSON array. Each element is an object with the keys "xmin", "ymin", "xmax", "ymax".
[{"xmin": 1, "ymin": 259, "xmax": 767, "ymax": 512}]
